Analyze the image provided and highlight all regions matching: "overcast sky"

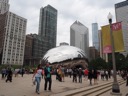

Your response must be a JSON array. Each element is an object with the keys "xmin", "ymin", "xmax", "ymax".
[{"xmin": 9, "ymin": 0, "xmax": 124, "ymax": 46}]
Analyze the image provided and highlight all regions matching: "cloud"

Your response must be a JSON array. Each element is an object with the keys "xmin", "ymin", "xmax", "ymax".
[{"xmin": 9, "ymin": 0, "xmax": 124, "ymax": 46}]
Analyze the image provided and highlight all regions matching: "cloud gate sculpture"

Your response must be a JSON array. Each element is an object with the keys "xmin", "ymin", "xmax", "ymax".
[{"xmin": 42, "ymin": 45, "xmax": 88, "ymax": 69}]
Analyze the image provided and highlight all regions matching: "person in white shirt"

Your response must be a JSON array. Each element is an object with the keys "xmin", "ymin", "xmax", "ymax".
[{"xmin": 32, "ymin": 64, "xmax": 43, "ymax": 94}]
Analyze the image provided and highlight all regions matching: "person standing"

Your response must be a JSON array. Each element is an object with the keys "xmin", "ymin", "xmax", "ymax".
[
  {"xmin": 105, "ymin": 70, "xmax": 109, "ymax": 81},
  {"xmin": 78, "ymin": 68, "xmax": 83, "ymax": 83},
  {"xmin": 84, "ymin": 68, "xmax": 89, "ymax": 80},
  {"xmin": 100, "ymin": 69, "xmax": 105, "ymax": 80},
  {"xmin": 68, "ymin": 68, "xmax": 72, "ymax": 78},
  {"xmin": 88, "ymin": 69, "xmax": 93, "ymax": 85},
  {"xmin": 61, "ymin": 66, "xmax": 65, "ymax": 82},
  {"xmin": 93, "ymin": 69, "xmax": 98, "ymax": 84},
  {"xmin": 1, "ymin": 68, "xmax": 6, "ymax": 79},
  {"xmin": 56, "ymin": 68, "xmax": 60, "ymax": 81},
  {"xmin": 126, "ymin": 72, "xmax": 128, "ymax": 86},
  {"xmin": 32, "ymin": 64, "xmax": 43, "ymax": 94},
  {"xmin": 21, "ymin": 68, "xmax": 25, "ymax": 77},
  {"xmin": 6, "ymin": 68, "xmax": 13, "ymax": 82},
  {"xmin": 57, "ymin": 66, "xmax": 63, "ymax": 82},
  {"xmin": 108, "ymin": 70, "xmax": 111, "ymax": 79},
  {"xmin": 44, "ymin": 63, "xmax": 52, "ymax": 91},
  {"xmin": 72, "ymin": 67, "xmax": 78, "ymax": 83}
]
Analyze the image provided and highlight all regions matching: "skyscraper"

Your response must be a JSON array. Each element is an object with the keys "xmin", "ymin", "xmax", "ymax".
[
  {"xmin": 0, "ymin": 0, "xmax": 9, "ymax": 14},
  {"xmin": 24, "ymin": 34, "xmax": 43, "ymax": 65},
  {"xmin": 38, "ymin": 5, "xmax": 57, "ymax": 50},
  {"xmin": 92, "ymin": 23, "xmax": 99, "ymax": 50},
  {"xmin": 70, "ymin": 21, "xmax": 89, "ymax": 58},
  {"xmin": 115, "ymin": 0, "xmax": 128, "ymax": 55},
  {"xmin": 0, "ymin": 0, "xmax": 27, "ymax": 65},
  {"xmin": 24, "ymin": 5, "xmax": 57, "ymax": 66}
]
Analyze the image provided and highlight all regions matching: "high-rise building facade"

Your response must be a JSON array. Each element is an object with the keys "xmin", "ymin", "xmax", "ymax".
[
  {"xmin": 38, "ymin": 5, "xmax": 57, "ymax": 50},
  {"xmin": 24, "ymin": 34, "xmax": 43, "ymax": 66},
  {"xmin": 31, "ymin": 34, "xmax": 44, "ymax": 58},
  {"xmin": 0, "ymin": 0, "xmax": 27, "ymax": 65},
  {"xmin": 70, "ymin": 21, "xmax": 89, "ymax": 58},
  {"xmin": 24, "ymin": 5, "xmax": 57, "ymax": 66},
  {"xmin": 115, "ymin": 0, "xmax": 128, "ymax": 56},
  {"xmin": 92, "ymin": 23, "xmax": 99, "ymax": 50},
  {"xmin": 89, "ymin": 46, "xmax": 99, "ymax": 60},
  {"xmin": 24, "ymin": 34, "xmax": 33, "ymax": 65},
  {"xmin": 0, "ymin": 0, "xmax": 9, "ymax": 14},
  {"xmin": 98, "ymin": 30, "xmax": 103, "ymax": 58}
]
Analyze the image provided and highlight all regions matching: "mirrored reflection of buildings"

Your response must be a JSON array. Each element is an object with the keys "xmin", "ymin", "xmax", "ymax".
[
  {"xmin": 42, "ymin": 45, "xmax": 88, "ymax": 69},
  {"xmin": 24, "ymin": 5, "xmax": 57, "ymax": 66},
  {"xmin": 0, "ymin": 0, "xmax": 27, "ymax": 65},
  {"xmin": 60, "ymin": 42, "xmax": 69, "ymax": 46},
  {"xmin": 70, "ymin": 21, "xmax": 89, "ymax": 58},
  {"xmin": 115, "ymin": 0, "xmax": 128, "ymax": 56}
]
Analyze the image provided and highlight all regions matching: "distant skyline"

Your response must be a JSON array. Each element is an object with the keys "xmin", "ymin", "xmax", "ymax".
[{"xmin": 9, "ymin": 0, "xmax": 124, "ymax": 46}]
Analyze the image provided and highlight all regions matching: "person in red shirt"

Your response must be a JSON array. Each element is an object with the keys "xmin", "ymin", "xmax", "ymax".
[{"xmin": 84, "ymin": 68, "xmax": 89, "ymax": 80}]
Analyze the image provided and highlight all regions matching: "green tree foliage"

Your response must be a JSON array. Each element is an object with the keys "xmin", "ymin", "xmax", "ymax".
[
  {"xmin": 88, "ymin": 53, "xmax": 128, "ymax": 70},
  {"xmin": 120, "ymin": 53, "xmax": 128, "ymax": 70},
  {"xmin": 108, "ymin": 52, "xmax": 128, "ymax": 70},
  {"xmin": 89, "ymin": 57, "xmax": 107, "ymax": 70}
]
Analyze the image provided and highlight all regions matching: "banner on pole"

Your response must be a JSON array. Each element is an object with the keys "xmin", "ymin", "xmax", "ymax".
[{"xmin": 101, "ymin": 22, "xmax": 124, "ymax": 53}]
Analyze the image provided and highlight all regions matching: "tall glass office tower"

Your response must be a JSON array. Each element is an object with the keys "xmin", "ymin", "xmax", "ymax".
[
  {"xmin": 92, "ymin": 23, "xmax": 99, "ymax": 50},
  {"xmin": 70, "ymin": 21, "xmax": 89, "ymax": 58},
  {"xmin": 115, "ymin": 0, "xmax": 128, "ymax": 56},
  {"xmin": 38, "ymin": 5, "xmax": 57, "ymax": 50}
]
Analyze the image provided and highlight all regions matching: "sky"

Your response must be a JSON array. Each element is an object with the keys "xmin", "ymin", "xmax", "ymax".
[{"xmin": 9, "ymin": 0, "xmax": 124, "ymax": 46}]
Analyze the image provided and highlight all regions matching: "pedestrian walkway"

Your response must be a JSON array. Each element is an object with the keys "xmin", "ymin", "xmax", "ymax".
[{"xmin": 0, "ymin": 74, "xmax": 127, "ymax": 96}]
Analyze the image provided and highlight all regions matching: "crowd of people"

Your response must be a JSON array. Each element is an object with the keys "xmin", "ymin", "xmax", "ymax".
[
  {"xmin": 1, "ymin": 67, "xmax": 25, "ymax": 82},
  {"xmin": 54, "ymin": 66, "xmax": 128, "ymax": 87},
  {"xmin": 1, "ymin": 64, "xmax": 128, "ymax": 94}
]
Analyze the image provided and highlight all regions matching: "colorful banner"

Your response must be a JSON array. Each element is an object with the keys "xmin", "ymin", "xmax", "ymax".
[{"xmin": 101, "ymin": 22, "xmax": 124, "ymax": 53}]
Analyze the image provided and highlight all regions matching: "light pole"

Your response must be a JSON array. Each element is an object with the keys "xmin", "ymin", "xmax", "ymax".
[{"xmin": 107, "ymin": 12, "xmax": 120, "ymax": 94}]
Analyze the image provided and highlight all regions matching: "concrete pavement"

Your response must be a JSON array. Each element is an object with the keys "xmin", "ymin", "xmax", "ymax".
[{"xmin": 0, "ymin": 74, "xmax": 127, "ymax": 96}]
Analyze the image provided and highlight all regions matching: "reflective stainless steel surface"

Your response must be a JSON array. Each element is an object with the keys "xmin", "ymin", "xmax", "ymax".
[{"xmin": 42, "ymin": 45, "xmax": 87, "ymax": 63}]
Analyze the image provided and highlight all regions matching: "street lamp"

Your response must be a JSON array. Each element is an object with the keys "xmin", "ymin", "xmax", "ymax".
[{"xmin": 107, "ymin": 12, "xmax": 121, "ymax": 94}]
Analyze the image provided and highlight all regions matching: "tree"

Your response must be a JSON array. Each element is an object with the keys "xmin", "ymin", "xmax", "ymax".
[
  {"xmin": 108, "ymin": 52, "xmax": 128, "ymax": 70},
  {"xmin": 89, "ymin": 57, "xmax": 107, "ymax": 70},
  {"xmin": 120, "ymin": 53, "xmax": 128, "ymax": 70}
]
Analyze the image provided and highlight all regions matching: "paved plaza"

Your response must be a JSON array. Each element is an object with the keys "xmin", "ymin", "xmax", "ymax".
[{"xmin": 0, "ymin": 74, "xmax": 128, "ymax": 96}]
